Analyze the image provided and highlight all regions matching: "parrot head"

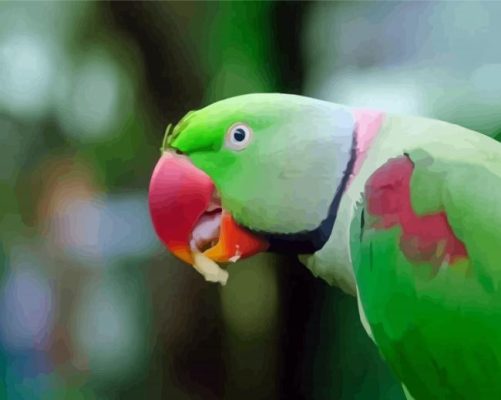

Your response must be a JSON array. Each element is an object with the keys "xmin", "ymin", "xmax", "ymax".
[{"xmin": 148, "ymin": 93, "xmax": 356, "ymax": 284}]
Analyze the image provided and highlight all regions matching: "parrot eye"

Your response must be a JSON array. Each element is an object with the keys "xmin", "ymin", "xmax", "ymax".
[{"xmin": 225, "ymin": 123, "xmax": 252, "ymax": 151}]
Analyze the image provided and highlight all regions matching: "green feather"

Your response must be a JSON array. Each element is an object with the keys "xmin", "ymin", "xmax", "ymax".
[
  {"xmin": 351, "ymin": 129, "xmax": 501, "ymax": 399},
  {"xmin": 161, "ymin": 123, "xmax": 173, "ymax": 152}
]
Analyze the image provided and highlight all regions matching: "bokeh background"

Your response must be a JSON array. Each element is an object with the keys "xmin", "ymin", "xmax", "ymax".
[{"xmin": 2, "ymin": 2, "xmax": 501, "ymax": 399}]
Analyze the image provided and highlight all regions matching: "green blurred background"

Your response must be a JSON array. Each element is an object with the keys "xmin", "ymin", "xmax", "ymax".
[{"xmin": 1, "ymin": 2, "xmax": 501, "ymax": 399}]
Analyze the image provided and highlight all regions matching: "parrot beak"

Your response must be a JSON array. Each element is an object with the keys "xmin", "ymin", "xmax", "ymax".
[{"xmin": 148, "ymin": 152, "xmax": 269, "ymax": 283}]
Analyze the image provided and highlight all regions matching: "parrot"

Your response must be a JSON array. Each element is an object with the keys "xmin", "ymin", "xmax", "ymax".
[{"xmin": 148, "ymin": 93, "xmax": 501, "ymax": 399}]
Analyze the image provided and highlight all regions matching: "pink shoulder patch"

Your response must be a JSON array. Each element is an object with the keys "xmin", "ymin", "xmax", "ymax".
[
  {"xmin": 365, "ymin": 157, "xmax": 468, "ymax": 267},
  {"xmin": 351, "ymin": 109, "xmax": 384, "ymax": 182}
]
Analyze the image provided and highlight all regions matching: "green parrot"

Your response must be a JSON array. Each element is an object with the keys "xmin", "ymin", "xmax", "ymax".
[{"xmin": 148, "ymin": 93, "xmax": 501, "ymax": 399}]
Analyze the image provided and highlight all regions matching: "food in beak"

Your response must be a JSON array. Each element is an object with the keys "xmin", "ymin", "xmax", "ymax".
[
  {"xmin": 190, "ymin": 207, "xmax": 229, "ymax": 284},
  {"xmin": 192, "ymin": 251, "xmax": 228, "ymax": 285}
]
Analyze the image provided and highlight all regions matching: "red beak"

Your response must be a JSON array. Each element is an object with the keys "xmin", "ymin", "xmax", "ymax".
[{"xmin": 148, "ymin": 152, "xmax": 268, "ymax": 266}]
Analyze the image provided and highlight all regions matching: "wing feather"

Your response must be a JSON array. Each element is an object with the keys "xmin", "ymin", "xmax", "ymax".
[{"xmin": 352, "ymin": 148, "xmax": 501, "ymax": 399}]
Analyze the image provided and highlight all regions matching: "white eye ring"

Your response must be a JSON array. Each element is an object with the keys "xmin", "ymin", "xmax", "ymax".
[{"xmin": 225, "ymin": 123, "xmax": 253, "ymax": 151}]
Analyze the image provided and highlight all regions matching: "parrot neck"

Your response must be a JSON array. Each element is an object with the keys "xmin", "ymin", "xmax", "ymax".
[
  {"xmin": 301, "ymin": 109, "xmax": 385, "ymax": 295},
  {"xmin": 351, "ymin": 109, "xmax": 384, "ymax": 182},
  {"xmin": 263, "ymin": 124, "xmax": 357, "ymax": 255}
]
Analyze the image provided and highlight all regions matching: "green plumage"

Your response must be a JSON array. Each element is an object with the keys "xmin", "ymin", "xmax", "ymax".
[
  {"xmin": 166, "ymin": 93, "xmax": 501, "ymax": 399},
  {"xmin": 351, "ymin": 123, "xmax": 501, "ymax": 399}
]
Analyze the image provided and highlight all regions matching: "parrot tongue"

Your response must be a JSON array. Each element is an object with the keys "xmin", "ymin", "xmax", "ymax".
[
  {"xmin": 149, "ymin": 152, "xmax": 269, "ymax": 285},
  {"xmin": 191, "ymin": 209, "xmax": 222, "ymax": 252}
]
